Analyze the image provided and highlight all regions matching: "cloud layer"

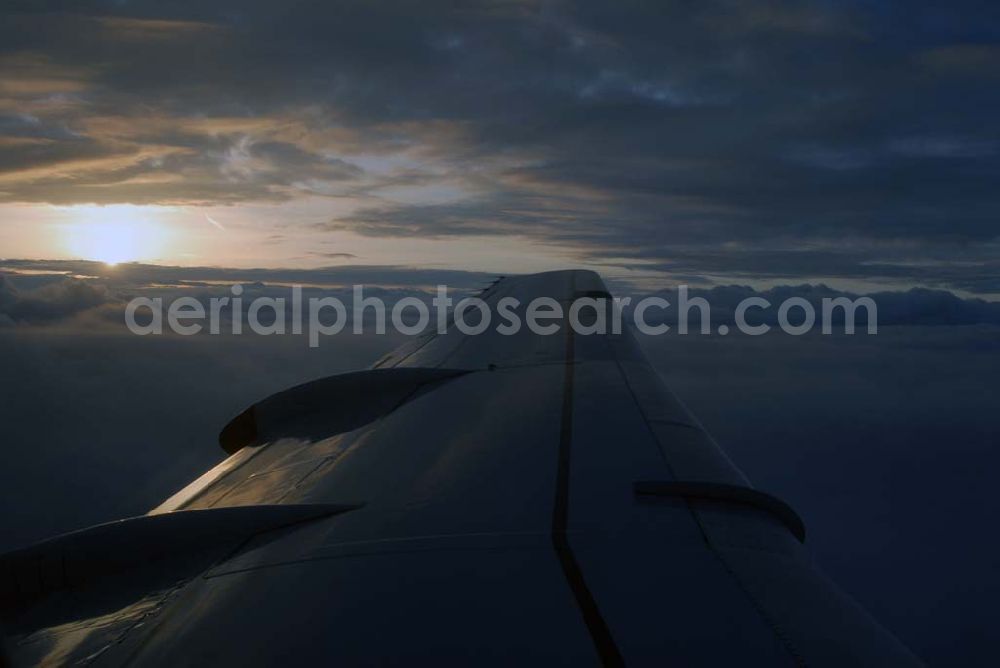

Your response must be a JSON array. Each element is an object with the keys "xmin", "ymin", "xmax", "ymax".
[{"xmin": 2, "ymin": 259, "xmax": 998, "ymax": 330}]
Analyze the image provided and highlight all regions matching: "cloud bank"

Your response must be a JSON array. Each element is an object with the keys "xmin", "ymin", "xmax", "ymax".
[{"xmin": 1, "ymin": 260, "xmax": 998, "ymax": 331}]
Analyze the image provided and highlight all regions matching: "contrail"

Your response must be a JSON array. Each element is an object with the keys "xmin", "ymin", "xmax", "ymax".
[{"xmin": 205, "ymin": 214, "xmax": 226, "ymax": 231}]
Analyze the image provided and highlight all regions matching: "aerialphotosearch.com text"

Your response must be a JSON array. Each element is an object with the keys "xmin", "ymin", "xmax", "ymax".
[{"xmin": 124, "ymin": 284, "xmax": 878, "ymax": 347}]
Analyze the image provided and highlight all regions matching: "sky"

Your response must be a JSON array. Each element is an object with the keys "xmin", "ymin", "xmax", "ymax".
[
  {"xmin": 0, "ymin": 0, "xmax": 998, "ymax": 293},
  {"xmin": 1, "ymin": 2, "xmax": 999, "ymax": 665}
]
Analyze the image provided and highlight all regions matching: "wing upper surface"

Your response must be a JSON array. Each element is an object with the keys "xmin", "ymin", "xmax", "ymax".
[{"xmin": 0, "ymin": 270, "xmax": 921, "ymax": 666}]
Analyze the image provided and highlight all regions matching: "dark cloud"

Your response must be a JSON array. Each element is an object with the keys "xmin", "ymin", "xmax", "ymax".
[
  {"xmin": 310, "ymin": 252, "xmax": 357, "ymax": 259},
  {"xmin": 0, "ymin": 273, "xmax": 114, "ymax": 324},
  {"xmin": 617, "ymin": 245, "xmax": 1000, "ymax": 295},
  {"xmin": 1, "ymin": 1, "xmax": 997, "ymax": 288}
]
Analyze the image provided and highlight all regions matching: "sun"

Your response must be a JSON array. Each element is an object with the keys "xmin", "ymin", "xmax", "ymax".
[
  {"xmin": 74, "ymin": 221, "xmax": 141, "ymax": 266},
  {"xmin": 62, "ymin": 205, "xmax": 170, "ymax": 265}
]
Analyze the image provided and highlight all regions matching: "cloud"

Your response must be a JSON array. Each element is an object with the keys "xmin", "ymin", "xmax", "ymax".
[
  {"xmin": 1, "ymin": 260, "xmax": 997, "ymax": 332},
  {"xmin": 614, "ymin": 244, "xmax": 1000, "ymax": 295},
  {"xmin": 0, "ymin": 273, "xmax": 114, "ymax": 324},
  {"xmin": 309, "ymin": 252, "xmax": 357, "ymax": 260},
  {"xmin": 0, "ymin": 259, "xmax": 496, "ymax": 291},
  {"xmin": 633, "ymin": 283, "xmax": 1000, "ymax": 327},
  {"xmin": 204, "ymin": 214, "xmax": 226, "ymax": 231},
  {"xmin": 0, "ymin": 260, "xmax": 501, "ymax": 327},
  {"xmin": 0, "ymin": 1, "xmax": 997, "ymax": 288},
  {"xmin": 919, "ymin": 44, "xmax": 1000, "ymax": 74}
]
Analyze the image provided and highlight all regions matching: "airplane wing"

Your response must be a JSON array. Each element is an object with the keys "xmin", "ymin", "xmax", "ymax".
[{"xmin": 0, "ymin": 270, "xmax": 921, "ymax": 666}]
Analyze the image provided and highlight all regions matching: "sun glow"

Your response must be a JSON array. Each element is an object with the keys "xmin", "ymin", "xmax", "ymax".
[{"xmin": 61, "ymin": 205, "xmax": 172, "ymax": 265}]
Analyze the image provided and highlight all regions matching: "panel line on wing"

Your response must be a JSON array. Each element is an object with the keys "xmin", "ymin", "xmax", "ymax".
[{"xmin": 552, "ymin": 275, "xmax": 625, "ymax": 668}]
